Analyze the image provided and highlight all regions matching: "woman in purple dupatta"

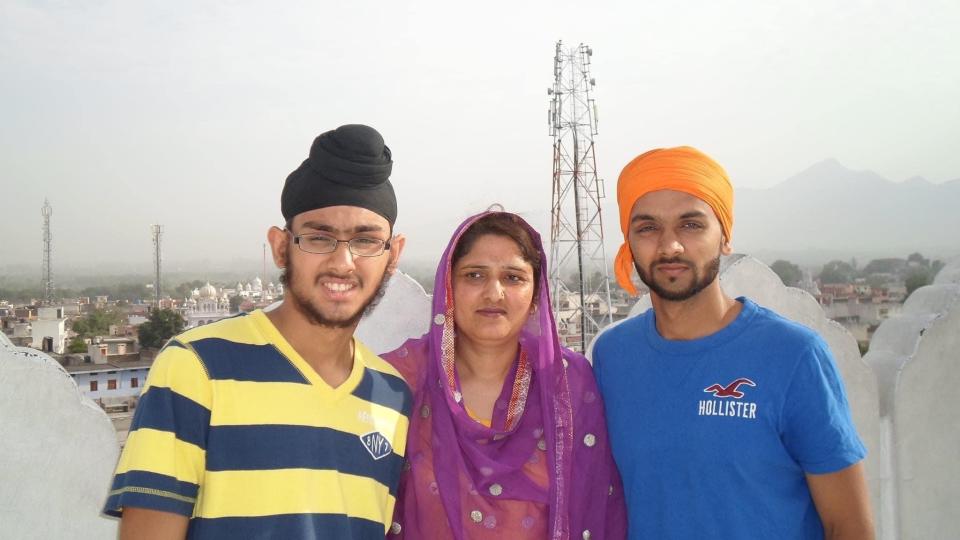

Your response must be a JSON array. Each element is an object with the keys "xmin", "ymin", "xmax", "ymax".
[{"xmin": 383, "ymin": 211, "xmax": 626, "ymax": 539}]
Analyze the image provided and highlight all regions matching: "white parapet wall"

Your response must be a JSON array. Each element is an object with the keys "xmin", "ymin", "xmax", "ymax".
[
  {"xmin": 864, "ymin": 258, "xmax": 960, "ymax": 540},
  {"xmin": 356, "ymin": 270, "xmax": 432, "ymax": 355},
  {"xmin": 589, "ymin": 254, "xmax": 883, "ymax": 526},
  {"xmin": 0, "ymin": 341, "xmax": 119, "ymax": 538}
]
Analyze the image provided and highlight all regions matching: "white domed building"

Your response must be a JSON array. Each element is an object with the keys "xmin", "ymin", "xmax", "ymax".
[{"xmin": 184, "ymin": 282, "xmax": 231, "ymax": 328}]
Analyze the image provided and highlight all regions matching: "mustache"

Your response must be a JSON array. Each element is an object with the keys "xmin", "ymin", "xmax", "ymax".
[
  {"xmin": 654, "ymin": 257, "xmax": 694, "ymax": 267},
  {"xmin": 313, "ymin": 272, "xmax": 362, "ymax": 286}
]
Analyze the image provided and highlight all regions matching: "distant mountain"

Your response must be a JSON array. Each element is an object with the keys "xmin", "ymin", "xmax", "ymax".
[{"xmin": 735, "ymin": 159, "xmax": 960, "ymax": 263}]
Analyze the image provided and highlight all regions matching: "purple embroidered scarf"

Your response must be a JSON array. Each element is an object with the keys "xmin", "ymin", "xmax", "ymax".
[{"xmin": 383, "ymin": 212, "xmax": 626, "ymax": 539}]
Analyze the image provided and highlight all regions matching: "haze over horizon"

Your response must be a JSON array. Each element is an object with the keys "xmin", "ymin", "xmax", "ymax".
[{"xmin": 2, "ymin": 1, "xmax": 958, "ymax": 273}]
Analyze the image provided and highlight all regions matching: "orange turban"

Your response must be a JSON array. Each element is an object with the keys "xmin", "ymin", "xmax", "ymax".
[{"xmin": 614, "ymin": 146, "xmax": 733, "ymax": 296}]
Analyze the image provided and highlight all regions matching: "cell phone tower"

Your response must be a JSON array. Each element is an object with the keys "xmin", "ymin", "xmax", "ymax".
[
  {"xmin": 41, "ymin": 198, "xmax": 54, "ymax": 305},
  {"xmin": 152, "ymin": 224, "xmax": 163, "ymax": 309},
  {"xmin": 547, "ymin": 41, "xmax": 613, "ymax": 352}
]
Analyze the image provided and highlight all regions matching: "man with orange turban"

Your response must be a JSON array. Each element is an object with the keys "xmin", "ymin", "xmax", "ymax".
[{"xmin": 592, "ymin": 147, "xmax": 874, "ymax": 539}]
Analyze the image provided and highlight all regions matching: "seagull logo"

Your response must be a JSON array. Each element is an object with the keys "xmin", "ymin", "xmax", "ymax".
[{"xmin": 704, "ymin": 378, "xmax": 756, "ymax": 399}]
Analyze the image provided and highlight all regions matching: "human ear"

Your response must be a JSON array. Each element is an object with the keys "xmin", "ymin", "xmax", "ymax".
[
  {"xmin": 386, "ymin": 233, "xmax": 406, "ymax": 275},
  {"xmin": 720, "ymin": 235, "xmax": 733, "ymax": 256},
  {"xmin": 267, "ymin": 227, "xmax": 290, "ymax": 268}
]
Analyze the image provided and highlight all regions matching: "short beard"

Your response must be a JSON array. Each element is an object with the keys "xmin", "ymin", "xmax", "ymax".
[
  {"xmin": 635, "ymin": 254, "xmax": 721, "ymax": 302},
  {"xmin": 281, "ymin": 252, "xmax": 392, "ymax": 329}
]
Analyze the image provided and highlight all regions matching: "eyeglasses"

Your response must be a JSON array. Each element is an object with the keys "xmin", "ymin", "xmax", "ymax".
[{"xmin": 289, "ymin": 231, "xmax": 391, "ymax": 257}]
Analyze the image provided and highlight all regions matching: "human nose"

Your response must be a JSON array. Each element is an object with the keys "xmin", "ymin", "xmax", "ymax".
[
  {"xmin": 482, "ymin": 277, "xmax": 505, "ymax": 301},
  {"xmin": 657, "ymin": 229, "xmax": 684, "ymax": 258},
  {"xmin": 327, "ymin": 241, "xmax": 357, "ymax": 272}
]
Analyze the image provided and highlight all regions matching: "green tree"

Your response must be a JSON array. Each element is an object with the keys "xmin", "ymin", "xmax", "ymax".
[
  {"xmin": 905, "ymin": 269, "xmax": 933, "ymax": 298},
  {"xmin": 862, "ymin": 258, "xmax": 905, "ymax": 276},
  {"xmin": 71, "ymin": 308, "xmax": 122, "ymax": 338},
  {"xmin": 67, "ymin": 338, "xmax": 89, "ymax": 354},
  {"xmin": 173, "ymin": 280, "xmax": 206, "ymax": 299},
  {"xmin": 770, "ymin": 260, "xmax": 802, "ymax": 287},
  {"xmin": 138, "ymin": 309, "xmax": 186, "ymax": 349},
  {"xmin": 906, "ymin": 252, "xmax": 929, "ymax": 267},
  {"xmin": 818, "ymin": 260, "xmax": 856, "ymax": 284}
]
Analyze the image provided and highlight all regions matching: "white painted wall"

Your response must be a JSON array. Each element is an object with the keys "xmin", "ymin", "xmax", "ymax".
[
  {"xmin": 0, "ymin": 345, "xmax": 119, "ymax": 538},
  {"xmin": 356, "ymin": 270, "xmax": 432, "ymax": 354},
  {"xmin": 864, "ymin": 257, "xmax": 960, "ymax": 540}
]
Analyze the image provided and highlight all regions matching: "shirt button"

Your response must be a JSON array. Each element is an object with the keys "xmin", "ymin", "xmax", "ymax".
[
  {"xmin": 583, "ymin": 433, "xmax": 596, "ymax": 447},
  {"xmin": 470, "ymin": 510, "xmax": 483, "ymax": 523},
  {"xmin": 453, "ymin": 390, "xmax": 463, "ymax": 403},
  {"xmin": 420, "ymin": 405, "xmax": 430, "ymax": 418},
  {"xmin": 582, "ymin": 530, "xmax": 592, "ymax": 539},
  {"xmin": 489, "ymin": 483, "xmax": 503, "ymax": 496},
  {"xmin": 434, "ymin": 314, "xmax": 445, "ymax": 325},
  {"xmin": 537, "ymin": 439, "xmax": 547, "ymax": 451},
  {"xmin": 390, "ymin": 522, "xmax": 402, "ymax": 535}
]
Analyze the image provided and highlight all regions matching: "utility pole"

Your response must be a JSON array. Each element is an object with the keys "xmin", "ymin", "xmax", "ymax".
[
  {"xmin": 547, "ymin": 41, "xmax": 613, "ymax": 351},
  {"xmin": 41, "ymin": 199, "xmax": 54, "ymax": 305},
  {"xmin": 152, "ymin": 224, "xmax": 163, "ymax": 309}
]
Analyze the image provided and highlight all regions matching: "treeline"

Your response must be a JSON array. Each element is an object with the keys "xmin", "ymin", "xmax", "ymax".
[
  {"xmin": 771, "ymin": 252, "xmax": 945, "ymax": 297},
  {"xmin": 0, "ymin": 280, "xmax": 218, "ymax": 305}
]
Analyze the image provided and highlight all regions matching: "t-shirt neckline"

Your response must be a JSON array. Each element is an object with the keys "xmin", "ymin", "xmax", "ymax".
[
  {"xmin": 644, "ymin": 296, "xmax": 757, "ymax": 355},
  {"xmin": 249, "ymin": 309, "xmax": 365, "ymax": 399}
]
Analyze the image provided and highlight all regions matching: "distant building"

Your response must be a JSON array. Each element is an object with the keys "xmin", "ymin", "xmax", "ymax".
[
  {"xmin": 87, "ymin": 336, "xmax": 139, "ymax": 364},
  {"xmin": 65, "ymin": 360, "xmax": 151, "ymax": 405},
  {"xmin": 184, "ymin": 282, "xmax": 231, "ymax": 328},
  {"xmin": 31, "ymin": 306, "xmax": 67, "ymax": 354},
  {"xmin": 819, "ymin": 283, "xmax": 903, "ymax": 348}
]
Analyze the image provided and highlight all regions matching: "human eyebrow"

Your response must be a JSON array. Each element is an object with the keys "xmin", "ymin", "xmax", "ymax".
[
  {"xmin": 630, "ymin": 214, "xmax": 658, "ymax": 224},
  {"xmin": 297, "ymin": 223, "xmax": 386, "ymax": 235},
  {"xmin": 679, "ymin": 211, "xmax": 709, "ymax": 220},
  {"xmin": 351, "ymin": 224, "xmax": 386, "ymax": 234},
  {"xmin": 298, "ymin": 222, "xmax": 337, "ymax": 233}
]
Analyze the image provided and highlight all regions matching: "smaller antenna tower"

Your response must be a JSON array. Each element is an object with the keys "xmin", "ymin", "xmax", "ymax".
[
  {"xmin": 151, "ymin": 224, "xmax": 163, "ymax": 309},
  {"xmin": 41, "ymin": 199, "xmax": 54, "ymax": 305}
]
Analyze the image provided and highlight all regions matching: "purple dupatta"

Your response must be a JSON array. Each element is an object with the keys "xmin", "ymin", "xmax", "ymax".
[{"xmin": 383, "ymin": 212, "xmax": 626, "ymax": 539}]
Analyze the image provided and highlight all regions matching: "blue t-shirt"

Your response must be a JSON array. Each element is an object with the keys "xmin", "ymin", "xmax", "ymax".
[{"xmin": 593, "ymin": 297, "xmax": 866, "ymax": 540}]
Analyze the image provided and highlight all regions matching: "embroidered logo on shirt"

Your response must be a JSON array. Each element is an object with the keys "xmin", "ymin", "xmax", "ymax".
[
  {"xmin": 703, "ymin": 378, "xmax": 756, "ymax": 398},
  {"xmin": 699, "ymin": 378, "xmax": 758, "ymax": 419},
  {"xmin": 360, "ymin": 431, "xmax": 393, "ymax": 460}
]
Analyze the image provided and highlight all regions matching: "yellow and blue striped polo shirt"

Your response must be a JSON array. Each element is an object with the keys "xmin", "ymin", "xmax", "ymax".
[{"xmin": 104, "ymin": 310, "xmax": 412, "ymax": 539}]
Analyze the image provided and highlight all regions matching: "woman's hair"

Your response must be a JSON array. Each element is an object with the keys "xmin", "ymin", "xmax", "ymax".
[{"xmin": 451, "ymin": 213, "xmax": 542, "ymax": 294}]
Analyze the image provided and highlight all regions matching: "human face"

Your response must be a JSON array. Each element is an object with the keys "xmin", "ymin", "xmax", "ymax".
[
  {"xmin": 452, "ymin": 234, "xmax": 536, "ymax": 347},
  {"xmin": 627, "ymin": 190, "xmax": 731, "ymax": 302},
  {"xmin": 269, "ymin": 206, "xmax": 401, "ymax": 329}
]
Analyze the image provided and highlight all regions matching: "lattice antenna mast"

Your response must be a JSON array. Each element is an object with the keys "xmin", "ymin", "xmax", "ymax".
[
  {"xmin": 152, "ymin": 224, "xmax": 163, "ymax": 309},
  {"xmin": 41, "ymin": 199, "xmax": 54, "ymax": 305},
  {"xmin": 547, "ymin": 41, "xmax": 613, "ymax": 351}
]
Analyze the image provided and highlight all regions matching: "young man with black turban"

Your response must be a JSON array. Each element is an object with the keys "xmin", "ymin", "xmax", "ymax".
[
  {"xmin": 104, "ymin": 125, "xmax": 412, "ymax": 539},
  {"xmin": 593, "ymin": 147, "xmax": 874, "ymax": 539}
]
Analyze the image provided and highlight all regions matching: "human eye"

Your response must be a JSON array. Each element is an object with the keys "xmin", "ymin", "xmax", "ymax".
[
  {"xmin": 304, "ymin": 234, "xmax": 336, "ymax": 247},
  {"xmin": 680, "ymin": 221, "xmax": 705, "ymax": 231},
  {"xmin": 352, "ymin": 237, "xmax": 382, "ymax": 247},
  {"xmin": 463, "ymin": 271, "xmax": 484, "ymax": 280},
  {"xmin": 504, "ymin": 273, "xmax": 527, "ymax": 284},
  {"xmin": 633, "ymin": 223, "xmax": 657, "ymax": 234}
]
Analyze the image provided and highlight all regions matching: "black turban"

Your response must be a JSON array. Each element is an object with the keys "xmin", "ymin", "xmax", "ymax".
[{"xmin": 281, "ymin": 124, "xmax": 397, "ymax": 225}]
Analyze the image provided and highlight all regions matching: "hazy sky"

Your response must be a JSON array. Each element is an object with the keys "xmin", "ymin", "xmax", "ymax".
[{"xmin": 2, "ymin": 0, "xmax": 958, "ymax": 273}]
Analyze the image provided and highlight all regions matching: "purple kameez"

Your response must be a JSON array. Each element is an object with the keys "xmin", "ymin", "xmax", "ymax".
[{"xmin": 383, "ymin": 211, "xmax": 627, "ymax": 539}]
